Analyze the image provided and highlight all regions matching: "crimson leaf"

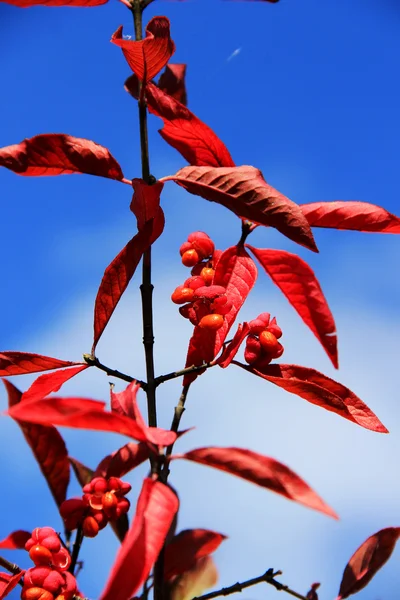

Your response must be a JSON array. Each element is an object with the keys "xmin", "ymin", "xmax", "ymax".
[
  {"xmin": 301, "ymin": 201, "xmax": 400, "ymax": 233},
  {"xmin": 22, "ymin": 365, "xmax": 88, "ymax": 403},
  {"xmin": 165, "ymin": 529, "xmax": 227, "ymax": 580},
  {"xmin": 125, "ymin": 77, "xmax": 235, "ymax": 168},
  {"xmin": 0, "ymin": 352, "xmax": 81, "ymax": 377},
  {"xmin": 337, "ymin": 527, "xmax": 400, "ymax": 599},
  {"xmin": 0, "ymin": 134, "xmax": 123, "ymax": 179},
  {"xmin": 248, "ymin": 246, "xmax": 338, "ymax": 367},
  {"xmin": 175, "ymin": 447, "xmax": 337, "ymax": 518},
  {"xmin": 111, "ymin": 17, "xmax": 175, "ymax": 82},
  {"xmin": 162, "ymin": 166, "xmax": 318, "ymax": 252},
  {"xmin": 243, "ymin": 363, "xmax": 387, "ymax": 433},
  {"xmin": 100, "ymin": 479, "xmax": 179, "ymax": 600},
  {"xmin": 3, "ymin": 380, "xmax": 70, "ymax": 507},
  {"xmin": 0, "ymin": 531, "xmax": 30, "ymax": 550}
]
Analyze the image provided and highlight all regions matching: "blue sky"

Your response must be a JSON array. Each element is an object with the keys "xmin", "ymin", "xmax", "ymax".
[{"xmin": 1, "ymin": 0, "xmax": 400, "ymax": 599}]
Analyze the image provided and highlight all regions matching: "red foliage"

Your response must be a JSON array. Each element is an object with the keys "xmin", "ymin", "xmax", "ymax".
[
  {"xmin": 337, "ymin": 528, "xmax": 400, "ymax": 599},
  {"xmin": 158, "ymin": 64, "xmax": 188, "ymax": 106},
  {"xmin": 0, "ymin": 134, "xmax": 123, "ymax": 179},
  {"xmin": 163, "ymin": 166, "xmax": 318, "ymax": 251},
  {"xmin": 175, "ymin": 447, "xmax": 337, "ymax": 518},
  {"xmin": 3, "ymin": 380, "xmax": 70, "ymax": 507},
  {"xmin": 0, "ymin": 352, "xmax": 81, "ymax": 377},
  {"xmin": 111, "ymin": 18, "xmax": 175, "ymax": 82},
  {"xmin": 248, "ymin": 246, "xmax": 338, "ymax": 367},
  {"xmin": 301, "ymin": 201, "xmax": 400, "ymax": 233},
  {"xmin": 165, "ymin": 529, "xmax": 227, "ymax": 580},
  {"xmin": 0, "ymin": 531, "xmax": 31, "ymax": 550},
  {"xmin": 0, "ymin": 572, "xmax": 24, "ymax": 600},
  {"xmin": 125, "ymin": 77, "xmax": 235, "ymax": 167},
  {"xmin": 22, "ymin": 365, "xmax": 88, "ymax": 403},
  {"xmin": 242, "ymin": 363, "xmax": 387, "ymax": 433},
  {"xmin": 100, "ymin": 479, "xmax": 179, "ymax": 600}
]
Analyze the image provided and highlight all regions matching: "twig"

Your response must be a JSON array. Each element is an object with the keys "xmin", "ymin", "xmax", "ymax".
[
  {"xmin": 0, "ymin": 555, "xmax": 21, "ymax": 576},
  {"xmin": 192, "ymin": 569, "xmax": 308, "ymax": 600},
  {"xmin": 83, "ymin": 354, "xmax": 143, "ymax": 387},
  {"xmin": 155, "ymin": 361, "xmax": 216, "ymax": 386},
  {"xmin": 165, "ymin": 383, "xmax": 191, "ymax": 458},
  {"xmin": 69, "ymin": 525, "xmax": 84, "ymax": 575}
]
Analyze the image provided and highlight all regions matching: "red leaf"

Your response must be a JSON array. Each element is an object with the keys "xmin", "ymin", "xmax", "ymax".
[
  {"xmin": 162, "ymin": 167, "xmax": 318, "ymax": 252},
  {"xmin": 170, "ymin": 556, "xmax": 218, "ymax": 600},
  {"xmin": 158, "ymin": 64, "xmax": 187, "ymax": 106},
  {"xmin": 111, "ymin": 18, "xmax": 175, "ymax": 82},
  {"xmin": 125, "ymin": 77, "xmax": 234, "ymax": 168},
  {"xmin": 100, "ymin": 478, "xmax": 179, "ymax": 600},
  {"xmin": 183, "ymin": 246, "xmax": 257, "ymax": 385},
  {"xmin": 92, "ymin": 211, "xmax": 164, "ymax": 351},
  {"xmin": 217, "ymin": 322, "xmax": 250, "ymax": 368},
  {"xmin": 0, "ymin": 531, "xmax": 30, "ymax": 550},
  {"xmin": 130, "ymin": 180, "xmax": 164, "ymax": 230},
  {"xmin": 0, "ymin": 572, "xmax": 24, "ymax": 600},
  {"xmin": 248, "ymin": 246, "xmax": 338, "ymax": 367},
  {"xmin": 243, "ymin": 363, "xmax": 388, "ymax": 433},
  {"xmin": 6, "ymin": 393, "xmax": 178, "ymax": 446},
  {"xmin": 110, "ymin": 381, "xmax": 177, "ymax": 447},
  {"xmin": 176, "ymin": 447, "xmax": 337, "ymax": 518},
  {"xmin": 3, "ymin": 380, "xmax": 70, "ymax": 507},
  {"xmin": 337, "ymin": 527, "xmax": 400, "ymax": 599},
  {"xmin": 0, "ymin": 134, "xmax": 123, "ymax": 179},
  {"xmin": 1, "ymin": 0, "xmax": 107, "ymax": 6},
  {"xmin": 95, "ymin": 442, "xmax": 151, "ymax": 478},
  {"xmin": 301, "ymin": 201, "xmax": 400, "ymax": 233},
  {"xmin": 306, "ymin": 583, "xmax": 320, "ymax": 600},
  {"xmin": 69, "ymin": 457, "xmax": 94, "ymax": 487},
  {"xmin": 0, "ymin": 352, "xmax": 80, "ymax": 377},
  {"xmin": 22, "ymin": 365, "xmax": 88, "ymax": 403},
  {"xmin": 165, "ymin": 529, "xmax": 227, "ymax": 580}
]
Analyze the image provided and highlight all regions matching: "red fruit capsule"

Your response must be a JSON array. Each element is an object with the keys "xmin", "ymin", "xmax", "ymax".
[
  {"xmin": 199, "ymin": 313, "xmax": 224, "ymax": 330},
  {"xmin": 22, "ymin": 588, "xmax": 53, "ymax": 600},
  {"xmin": 259, "ymin": 330, "xmax": 280, "ymax": 353},
  {"xmin": 82, "ymin": 516, "xmax": 100, "ymax": 538},
  {"xmin": 181, "ymin": 249, "xmax": 200, "ymax": 267},
  {"xmin": 171, "ymin": 286, "xmax": 195, "ymax": 304},
  {"xmin": 200, "ymin": 267, "xmax": 214, "ymax": 285},
  {"xmin": 179, "ymin": 241, "xmax": 192, "ymax": 256},
  {"xmin": 29, "ymin": 545, "xmax": 53, "ymax": 566}
]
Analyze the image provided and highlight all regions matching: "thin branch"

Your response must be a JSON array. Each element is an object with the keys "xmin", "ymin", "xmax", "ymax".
[
  {"xmin": 165, "ymin": 383, "xmax": 191, "ymax": 458},
  {"xmin": 69, "ymin": 525, "xmax": 84, "ymax": 576},
  {"xmin": 192, "ymin": 569, "xmax": 308, "ymax": 600},
  {"xmin": 83, "ymin": 354, "xmax": 144, "ymax": 388},
  {"xmin": 0, "ymin": 555, "xmax": 21, "ymax": 576},
  {"xmin": 155, "ymin": 361, "xmax": 216, "ymax": 387}
]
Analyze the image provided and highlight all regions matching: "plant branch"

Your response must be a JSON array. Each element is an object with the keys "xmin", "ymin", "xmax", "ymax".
[
  {"xmin": 69, "ymin": 525, "xmax": 84, "ymax": 576},
  {"xmin": 165, "ymin": 383, "xmax": 191, "ymax": 458},
  {"xmin": 0, "ymin": 555, "xmax": 21, "ymax": 576},
  {"xmin": 83, "ymin": 354, "xmax": 144, "ymax": 387},
  {"xmin": 130, "ymin": 0, "xmax": 157, "ymax": 430},
  {"xmin": 155, "ymin": 361, "xmax": 217, "ymax": 386},
  {"xmin": 192, "ymin": 569, "xmax": 308, "ymax": 600}
]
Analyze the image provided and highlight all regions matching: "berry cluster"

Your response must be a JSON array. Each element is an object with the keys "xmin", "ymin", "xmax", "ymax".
[
  {"xmin": 60, "ymin": 476, "xmax": 131, "ymax": 538},
  {"xmin": 172, "ymin": 232, "xmax": 230, "ymax": 331},
  {"xmin": 244, "ymin": 313, "xmax": 284, "ymax": 368},
  {"xmin": 22, "ymin": 528, "xmax": 77, "ymax": 600}
]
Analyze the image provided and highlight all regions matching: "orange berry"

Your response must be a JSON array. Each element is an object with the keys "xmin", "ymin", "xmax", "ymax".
[
  {"xmin": 181, "ymin": 249, "xmax": 200, "ymax": 267},
  {"xmin": 200, "ymin": 267, "xmax": 214, "ymax": 285},
  {"xmin": 179, "ymin": 241, "xmax": 192, "ymax": 256},
  {"xmin": 28, "ymin": 545, "xmax": 52, "ymax": 566},
  {"xmin": 199, "ymin": 313, "xmax": 224, "ymax": 330},
  {"xmin": 171, "ymin": 286, "xmax": 195, "ymax": 304},
  {"xmin": 22, "ymin": 588, "xmax": 53, "ymax": 600},
  {"xmin": 259, "ymin": 330, "xmax": 279, "ymax": 353},
  {"xmin": 82, "ymin": 516, "xmax": 100, "ymax": 538}
]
